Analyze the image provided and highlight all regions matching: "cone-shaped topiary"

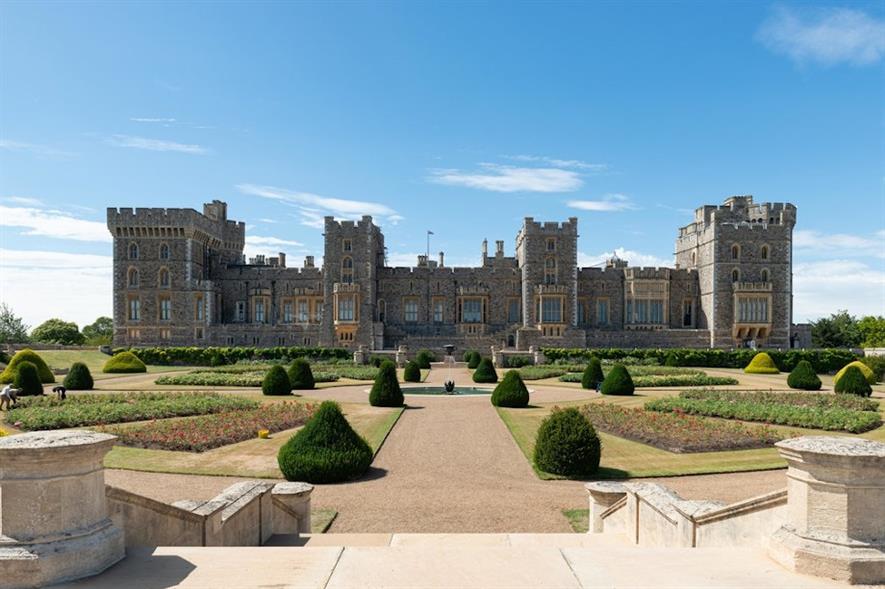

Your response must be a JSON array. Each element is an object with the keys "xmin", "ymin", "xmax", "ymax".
[
  {"xmin": 63, "ymin": 362, "xmax": 94, "ymax": 390},
  {"xmin": 262, "ymin": 365, "xmax": 292, "ymax": 396},
  {"xmin": 600, "ymin": 363, "xmax": 634, "ymax": 396},
  {"xmin": 491, "ymin": 370, "xmax": 530, "ymax": 407},
  {"xmin": 0, "ymin": 349, "xmax": 55, "ymax": 384},
  {"xmin": 533, "ymin": 407, "xmax": 601, "ymax": 477},
  {"xmin": 581, "ymin": 357, "xmax": 604, "ymax": 390},
  {"xmin": 403, "ymin": 361, "xmax": 421, "ymax": 383},
  {"xmin": 664, "ymin": 352, "xmax": 679, "ymax": 367},
  {"xmin": 287, "ymin": 358, "xmax": 315, "ymax": 390},
  {"xmin": 472, "ymin": 357, "xmax": 498, "ymax": 383},
  {"xmin": 834, "ymin": 361, "xmax": 876, "ymax": 387},
  {"xmin": 466, "ymin": 351, "xmax": 481, "ymax": 369},
  {"xmin": 369, "ymin": 360, "xmax": 404, "ymax": 406},
  {"xmin": 102, "ymin": 351, "xmax": 147, "ymax": 373},
  {"xmin": 415, "ymin": 349, "xmax": 434, "ymax": 369},
  {"xmin": 744, "ymin": 352, "xmax": 780, "ymax": 374},
  {"xmin": 277, "ymin": 401, "xmax": 373, "ymax": 483},
  {"xmin": 13, "ymin": 361, "xmax": 43, "ymax": 396},
  {"xmin": 834, "ymin": 366, "xmax": 873, "ymax": 397},
  {"xmin": 787, "ymin": 360, "xmax": 821, "ymax": 391}
]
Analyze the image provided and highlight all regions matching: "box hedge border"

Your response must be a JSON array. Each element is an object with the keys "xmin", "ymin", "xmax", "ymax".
[{"xmin": 113, "ymin": 346, "xmax": 352, "ymax": 367}]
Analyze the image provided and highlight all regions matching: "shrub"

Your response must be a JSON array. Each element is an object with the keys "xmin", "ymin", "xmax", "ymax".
[
  {"xmin": 834, "ymin": 366, "xmax": 873, "ymax": 397},
  {"xmin": 369, "ymin": 355, "xmax": 387, "ymax": 368},
  {"xmin": 30, "ymin": 318, "xmax": 85, "ymax": 345},
  {"xmin": 262, "ymin": 365, "xmax": 291, "ymax": 396},
  {"xmin": 369, "ymin": 360, "xmax": 403, "ymax": 406},
  {"xmin": 581, "ymin": 357, "xmax": 604, "ymax": 390},
  {"xmin": 664, "ymin": 352, "xmax": 679, "ymax": 367},
  {"xmin": 533, "ymin": 407, "xmax": 601, "ymax": 477},
  {"xmin": 744, "ymin": 352, "xmax": 780, "ymax": 374},
  {"xmin": 63, "ymin": 362, "xmax": 94, "ymax": 390},
  {"xmin": 403, "ymin": 361, "xmax": 421, "ymax": 382},
  {"xmin": 110, "ymin": 346, "xmax": 352, "ymax": 366},
  {"xmin": 415, "ymin": 349, "xmax": 434, "ymax": 369},
  {"xmin": 491, "ymin": 370, "xmax": 529, "ymax": 407},
  {"xmin": 860, "ymin": 355, "xmax": 885, "ymax": 382},
  {"xmin": 13, "ymin": 361, "xmax": 43, "ymax": 396},
  {"xmin": 472, "ymin": 357, "xmax": 498, "ymax": 383},
  {"xmin": 103, "ymin": 351, "xmax": 147, "ymax": 373},
  {"xmin": 516, "ymin": 366, "xmax": 567, "ymax": 380},
  {"xmin": 466, "ymin": 351, "xmax": 481, "ymax": 369},
  {"xmin": 463, "ymin": 350, "xmax": 478, "ymax": 363},
  {"xmin": 504, "ymin": 355, "xmax": 532, "ymax": 368},
  {"xmin": 600, "ymin": 364, "xmax": 634, "ymax": 396},
  {"xmin": 288, "ymin": 358, "xmax": 315, "ymax": 390},
  {"xmin": 210, "ymin": 351, "xmax": 227, "ymax": 367},
  {"xmin": 787, "ymin": 360, "xmax": 821, "ymax": 391},
  {"xmin": 0, "ymin": 349, "xmax": 55, "ymax": 384},
  {"xmin": 834, "ymin": 361, "xmax": 877, "ymax": 386},
  {"xmin": 277, "ymin": 401, "xmax": 373, "ymax": 483}
]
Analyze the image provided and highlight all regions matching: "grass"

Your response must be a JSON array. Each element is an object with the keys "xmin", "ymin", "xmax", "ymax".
[
  {"xmin": 103, "ymin": 402, "xmax": 404, "ymax": 478},
  {"xmin": 312, "ymin": 508, "xmax": 338, "ymax": 533},
  {"xmin": 37, "ymin": 349, "xmax": 190, "ymax": 380},
  {"xmin": 562, "ymin": 508, "xmax": 589, "ymax": 533}
]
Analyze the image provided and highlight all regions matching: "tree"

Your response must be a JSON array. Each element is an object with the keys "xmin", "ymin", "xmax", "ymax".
[
  {"xmin": 31, "ymin": 318, "xmax": 85, "ymax": 346},
  {"xmin": 858, "ymin": 316, "xmax": 885, "ymax": 348},
  {"xmin": 0, "ymin": 303, "xmax": 30, "ymax": 344},
  {"xmin": 811, "ymin": 311, "xmax": 861, "ymax": 348},
  {"xmin": 82, "ymin": 316, "xmax": 114, "ymax": 345}
]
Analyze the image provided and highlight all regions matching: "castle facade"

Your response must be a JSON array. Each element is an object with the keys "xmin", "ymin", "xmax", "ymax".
[{"xmin": 108, "ymin": 195, "xmax": 796, "ymax": 351}]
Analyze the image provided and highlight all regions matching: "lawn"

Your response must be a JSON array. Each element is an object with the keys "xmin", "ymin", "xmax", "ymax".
[
  {"xmin": 36, "ymin": 349, "xmax": 191, "ymax": 380},
  {"xmin": 562, "ymin": 509, "xmax": 589, "ymax": 533},
  {"xmin": 103, "ymin": 402, "xmax": 404, "ymax": 478}
]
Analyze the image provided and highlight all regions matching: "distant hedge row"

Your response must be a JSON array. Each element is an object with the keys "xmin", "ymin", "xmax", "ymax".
[
  {"xmin": 112, "ymin": 346, "xmax": 352, "ymax": 366},
  {"xmin": 540, "ymin": 347, "xmax": 858, "ymax": 373}
]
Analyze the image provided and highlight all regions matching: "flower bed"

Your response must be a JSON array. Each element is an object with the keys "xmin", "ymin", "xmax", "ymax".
[
  {"xmin": 558, "ymin": 372, "xmax": 738, "ymax": 387},
  {"xmin": 6, "ymin": 392, "xmax": 256, "ymax": 430},
  {"xmin": 646, "ymin": 390, "xmax": 882, "ymax": 433},
  {"xmin": 103, "ymin": 401, "xmax": 317, "ymax": 452},
  {"xmin": 155, "ymin": 364, "xmax": 378, "ymax": 387},
  {"xmin": 582, "ymin": 403, "xmax": 782, "ymax": 453},
  {"xmin": 517, "ymin": 367, "xmax": 568, "ymax": 380}
]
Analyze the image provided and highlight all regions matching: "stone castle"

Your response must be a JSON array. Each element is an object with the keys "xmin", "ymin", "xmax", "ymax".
[{"xmin": 107, "ymin": 195, "xmax": 796, "ymax": 351}]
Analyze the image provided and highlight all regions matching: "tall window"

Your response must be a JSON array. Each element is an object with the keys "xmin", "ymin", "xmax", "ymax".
[
  {"xmin": 462, "ymin": 299, "xmax": 482, "ymax": 323},
  {"xmin": 254, "ymin": 300, "xmax": 264, "ymax": 323},
  {"xmin": 738, "ymin": 297, "xmax": 769, "ymax": 323},
  {"xmin": 283, "ymin": 301, "xmax": 294, "ymax": 323},
  {"xmin": 760, "ymin": 245, "xmax": 769, "ymax": 260},
  {"xmin": 236, "ymin": 301, "xmax": 246, "ymax": 322},
  {"xmin": 690, "ymin": 251, "xmax": 697, "ymax": 266},
  {"xmin": 508, "ymin": 299, "xmax": 520, "ymax": 323},
  {"xmin": 196, "ymin": 296, "xmax": 205, "ymax": 321},
  {"xmin": 128, "ymin": 297, "xmax": 140, "ymax": 320},
  {"xmin": 544, "ymin": 257, "xmax": 556, "ymax": 285},
  {"xmin": 298, "ymin": 300, "xmax": 309, "ymax": 322},
  {"xmin": 541, "ymin": 297, "xmax": 562, "ymax": 323},
  {"xmin": 731, "ymin": 244, "xmax": 740, "ymax": 260},
  {"xmin": 650, "ymin": 300, "xmax": 664, "ymax": 324},
  {"xmin": 597, "ymin": 299, "xmax": 609, "ymax": 325},
  {"xmin": 404, "ymin": 299, "xmax": 418, "ymax": 323},
  {"xmin": 128, "ymin": 243, "xmax": 138, "ymax": 260},
  {"xmin": 546, "ymin": 238, "xmax": 556, "ymax": 252},
  {"xmin": 577, "ymin": 301, "xmax": 585, "ymax": 325},
  {"xmin": 377, "ymin": 299, "xmax": 386, "ymax": 322},
  {"xmin": 433, "ymin": 300, "xmax": 444, "ymax": 323},
  {"xmin": 314, "ymin": 302, "xmax": 323, "ymax": 322},
  {"xmin": 626, "ymin": 299, "xmax": 664, "ymax": 324},
  {"xmin": 127, "ymin": 267, "xmax": 139, "ymax": 287},
  {"xmin": 338, "ymin": 297, "xmax": 355, "ymax": 321},
  {"xmin": 341, "ymin": 257, "xmax": 353, "ymax": 284},
  {"xmin": 732, "ymin": 268, "xmax": 740, "ymax": 282},
  {"xmin": 343, "ymin": 239, "xmax": 352, "ymax": 252},
  {"xmin": 682, "ymin": 300, "xmax": 693, "ymax": 327},
  {"xmin": 159, "ymin": 268, "xmax": 170, "ymax": 288},
  {"xmin": 159, "ymin": 298, "xmax": 171, "ymax": 321},
  {"xmin": 761, "ymin": 268, "xmax": 770, "ymax": 282},
  {"xmin": 159, "ymin": 243, "xmax": 170, "ymax": 260}
]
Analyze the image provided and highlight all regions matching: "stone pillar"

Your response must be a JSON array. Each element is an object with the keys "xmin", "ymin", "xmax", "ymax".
[
  {"xmin": 353, "ymin": 345, "xmax": 367, "ymax": 365},
  {"xmin": 395, "ymin": 344, "xmax": 408, "ymax": 367},
  {"xmin": 491, "ymin": 346, "xmax": 503, "ymax": 368},
  {"xmin": 272, "ymin": 482, "xmax": 314, "ymax": 535},
  {"xmin": 768, "ymin": 436, "xmax": 885, "ymax": 585},
  {"xmin": 529, "ymin": 346, "xmax": 546, "ymax": 365},
  {"xmin": 585, "ymin": 482, "xmax": 626, "ymax": 533},
  {"xmin": 0, "ymin": 431, "xmax": 125, "ymax": 589}
]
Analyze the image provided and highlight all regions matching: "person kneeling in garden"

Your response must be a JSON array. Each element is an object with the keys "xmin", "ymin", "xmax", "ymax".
[{"xmin": 0, "ymin": 384, "xmax": 21, "ymax": 410}]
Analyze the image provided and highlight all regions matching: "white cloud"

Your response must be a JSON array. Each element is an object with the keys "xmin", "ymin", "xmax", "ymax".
[
  {"xmin": 130, "ymin": 117, "xmax": 177, "ymax": 123},
  {"xmin": 257, "ymin": 218, "xmax": 279, "ymax": 224},
  {"xmin": 2, "ymin": 196, "xmax": 44, "ymax": 206},
  {"xmin": 757, "ymin": 6, "xmax": 885, "ymax": 66},
  {"xmin": 503, "ymin": 155, "xmax": 608, "ymax": 172},
  {"xmin": 794, "ymin": 229, "xmax": 885, "ymax": 259},
  {"xmin": 107, "ymin": 134, "xmax": 208, "ymax": 155},
  {"xmin": 0, "ymin": 139, "xmax": 74, "ymax": 158},
  {"xmin": 0, "ymin": 205, "xmax": 110, "ymax": 242},
  {"xmin": 244, "ymin": 235, "xmax": 304, "ymax": 248},
  {"xmin": 0, "ymin": 249, "xmax": 112, "ymax": 327},
  {"xmin": 578, "ymin": 247, "xmax": 672, "ymax": 268},
  {"xmin": 428, "ymin": 163, "xmax": 583, "ymax": 193},
  {"xmin": 567, "ymin": 194, "xmax": 638, "ymax": 212},
  {"xmin": 794, "ymin": 259, "xmax": 885, "ymax": 321},
  {"xmin": 237, "ymin": 184, "xmax": 402, "ymax": 228}
]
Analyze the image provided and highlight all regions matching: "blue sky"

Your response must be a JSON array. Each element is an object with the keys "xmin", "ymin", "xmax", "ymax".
[{"xmin": 1, "ymin": 1, "xmax": 883, "ymax": 328}]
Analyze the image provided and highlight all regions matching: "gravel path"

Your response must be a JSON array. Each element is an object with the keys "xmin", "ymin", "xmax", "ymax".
[{"xmin": 105, "ymin": 365, "xmax": 787, "ymax": 532}]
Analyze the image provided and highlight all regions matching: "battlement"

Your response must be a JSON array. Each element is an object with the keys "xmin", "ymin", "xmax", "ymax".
[
  {"xmin": 323, "ymin": 215, "xmax": 378, "ymax": 233},
  {"xmin": 678, "ymin": 196, "xmax": 797, "ymax": 237},
  {"xmin": 107, "ymin": 201, "xmax": 245, "ymax": 249},
  {"xmin": 517, "ymin": 217, "xmax": 579, "ymax": 239}
]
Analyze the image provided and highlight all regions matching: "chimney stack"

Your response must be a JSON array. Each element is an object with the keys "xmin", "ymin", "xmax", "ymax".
[
  {"xmin": 278, "ymin": 252, "xmax": 286, "ymax": 268},
  {"xmin": 304, "ymin": 255, "xmax": 315, "ymax": 268},
  {"xmin": 495, "ymin": 240, "xmax": 504, "ymax": 257},
  {"xmin": 438, "ymin": 251, "xmax": 445, "ymax": 267}
]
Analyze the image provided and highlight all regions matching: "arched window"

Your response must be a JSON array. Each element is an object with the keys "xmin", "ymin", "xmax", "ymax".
[
  {"xmin": 544, "ymin": 257, "xmax": 556, "ymax": 285},
  {"xmin": 378, "ymin": 299, "xmax": 386, "ymax": 322},
  {"xmin": 128, "ymin": 267, "xmax": 139, "ymax": 287},
  {"xmin": 159, "ymin": 243, "xmax": 170, "ymax": 260},
  {"xmin": 341, "ymin": 257, "xmax": 353, "ymax": 284},
  {"xmin": 690, "ymin": 251, "xmax": 696, "ymax": 266},
  {"xmin": 731, "ymin": 244, "xmax": 740, "ymax": 260},
  {"xmin": 732, "ymin": 268, "xmax": 740, "ymax": 283},
  {"xmin": 159, "ymin": 267, "xmax": 170, "ymax": 288},
  {"xmin": 760, "ymin": 245, "xmax": 769, "ymax": 260},
  {"xmin": 761, "ymin": 268, "xmax": 770, "ymax": 282},
  {"xmin": 128, "ymin": 243, "xmax": 139, "ymax": 260}
]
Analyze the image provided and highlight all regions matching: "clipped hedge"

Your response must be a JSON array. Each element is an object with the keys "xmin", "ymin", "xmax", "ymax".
[
  {"xmin": 14, "ymin": 361, "xmax": 43, "ymax": 396},
  {"xmin": 415, "ymin": 350, "xmax": 435, "ymax": 369},
  {"xmin": 369, "ymin": 361, "xmax": 403, "ymax": 407},
  {"xmin": 491, "ymin": 370, "xmax": 530, "ymax": 408},
  {"xmin": 581, "ymin": 357, "xmax": 604, "ymax": 390},
  {"xmin": 472, "ymin": 357, "xmax": 498, "ymax": 384},
  {"xmin": 834, "ymin": 361, "xmax": 877, "ymax": 386},
  {"xmin": 63, "ymin": 362, "xmax": 94, "ymax": 390},
  {"xmin": 787, "ymin": 360, "xmax": 821, "ymax": 391},
  {"xmin": 0, "ymin": 349, "xmax": 55, "ymax": 384},
  {"xmin": 103, "ymin": 351, "xmax": 147, "ymax": 374},
  {"xmin": 288, "ymin": 358, "xmax": 315, "ymax": 390},
  {"xmin": 533, "ymin": 407, "xmax": 601, "ymax": 477},
  {"xmin": 834, "ymin": 366, "xmax": 873, "ymax": 397},
  {"xmin": 112, "ymin": 346, "xmax": 351, "ymax": 367},
  {"xmin": 600, "ymin": 364, "xmax": 634, "ymax": 396},
  {"xmin": 540, "ymin": 347, "xmax": 857, "ymax": 374},
  {"xmin": 263, "ymin": 365, "xmax": 291, "ymax": 396},
  {"xmin": 403, "ymin": 361, "xmax": 421, "ymax": 383},
  {"xmin": 744, "ymin": 352, "xmax": 779, "ymax": 374},
  {"xmin": 277, "ymin": 401, "xmax": 373, "ymax": 483},
  {"xmin": 466, "ymin": 351, "xmax": 481, "ymax": 369}
]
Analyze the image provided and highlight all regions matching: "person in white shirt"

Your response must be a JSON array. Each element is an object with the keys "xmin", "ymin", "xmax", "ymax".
[{"xmin": 1, "ymin": 384, "xmax": 21, "ymax": 410}]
